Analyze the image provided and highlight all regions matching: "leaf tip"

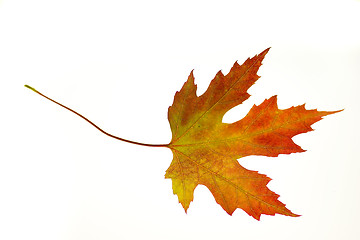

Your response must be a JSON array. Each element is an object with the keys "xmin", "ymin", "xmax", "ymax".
[
  {"xmin": 270, "ymin": 94, "xmax": 278, "ymax": 100},
  {"xmin": 188, "ymin": 69, "xmax": 195, "ymax": 84},
  {"xmin": 317, "ymin": 108, "xmax": 344, "ymax": 118},
  {"xmin": 330, "ymin": 109, "xmax": 344, "ymax": 114},
  {"xmin": 181, "ymin": 202, "xmax": 190, "ymax": 214},
  {"xmin": 292, "ymin": 213, "xmax": 301, "ymax": 218},
  {"xmin": 259, "ymin": 47, "xmax": 271, "ymax": 58}
]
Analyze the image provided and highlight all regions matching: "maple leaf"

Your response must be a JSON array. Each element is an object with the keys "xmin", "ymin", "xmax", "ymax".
[
  {"xmin": 165, "ymin": 48, "xmax": 340, "ymax": 220},
  {"xmin": 25, "ymin": 48, "xmax": 341, "ymax": 220}
]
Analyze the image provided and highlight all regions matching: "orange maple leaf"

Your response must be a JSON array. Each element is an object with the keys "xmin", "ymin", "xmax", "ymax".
[
  {"xmin": 25, "ymin": 48, "xmax": 341, "ymax": 220},
  {"xmin": 165, "ymin": 48, "xmax": 340, "ymax": 220}
]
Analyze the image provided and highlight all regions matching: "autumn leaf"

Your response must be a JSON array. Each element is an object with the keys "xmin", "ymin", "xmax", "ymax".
[
  {"xmin": 165, "ymin": 48, "xmax": 340, "ymax": 220},
  {"xmin": 25, "ymin": 48, "xmax": 341, "ymax": 220}
]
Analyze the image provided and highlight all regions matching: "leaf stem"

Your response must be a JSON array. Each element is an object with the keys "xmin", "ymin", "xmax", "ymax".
[{"xmin": 25, "ymin": 85, "xmax": 169, "ymax": 148}]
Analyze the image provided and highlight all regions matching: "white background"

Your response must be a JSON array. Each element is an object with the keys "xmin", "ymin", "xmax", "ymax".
[{"xmin": 1, "ymin": 0, "xmax": 359, "ymax": 239}]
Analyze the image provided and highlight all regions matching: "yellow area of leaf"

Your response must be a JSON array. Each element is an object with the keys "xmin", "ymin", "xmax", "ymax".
[{"xmin": 165, "ymin": 48, "xmax": 340, "ymax": 220}]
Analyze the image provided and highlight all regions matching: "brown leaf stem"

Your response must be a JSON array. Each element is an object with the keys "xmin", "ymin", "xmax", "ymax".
[{"xmin": 25, "ymin": 85, "xmax": 169, "ymax": 148}]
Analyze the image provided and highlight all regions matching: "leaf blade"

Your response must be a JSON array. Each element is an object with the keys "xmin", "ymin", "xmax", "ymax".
[{"xmin": 166, "ymin": 48, "xmax": 341, "ymax": 220}]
